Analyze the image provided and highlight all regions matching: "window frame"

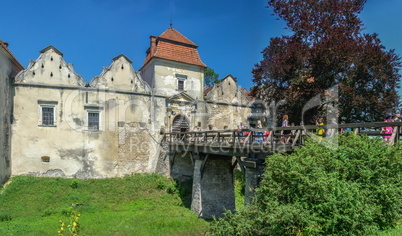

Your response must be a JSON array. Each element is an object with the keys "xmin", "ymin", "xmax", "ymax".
[
  {"xmin": 38, "ymin": 101, "xmax": 58, "ymax": 127},
  {"xmin": 88, "ymin": 112, "xmax": 100, "ymax": 131},
  {"xmin": 84, "ymin": 106, "xmax": 103, "ymax": 131},
  {"xmin": 177, "ymin": 80, "xmax": 184, "ymax": 91},
  {"xmin": 176, "ymin": 74, "xmax": 187, "ymax": 91}
]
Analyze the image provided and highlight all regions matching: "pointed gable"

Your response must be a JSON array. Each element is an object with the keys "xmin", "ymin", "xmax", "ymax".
[
  {"xmin": 204, "ymin": 74, "xmax": 251, "ymax": 105},
  {"xmin": 143, "ymin": 27, "xmax": 206, "ymax": 68},
  {"xmin": 15, "ymin": 45, "xmax": 85, "ymax": 87},
  {"xmin": 90, "ymin": 54, "xmax": 150, "ymax": 93},
  {"xmin": 168, "ymin": 91, "xmax": 196, "ymax": 103}
]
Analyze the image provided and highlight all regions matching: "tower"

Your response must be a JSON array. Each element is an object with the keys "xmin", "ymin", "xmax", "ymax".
[{"xmin": 140, "ymin": 27, "xmax": 206, "ymax": 99}]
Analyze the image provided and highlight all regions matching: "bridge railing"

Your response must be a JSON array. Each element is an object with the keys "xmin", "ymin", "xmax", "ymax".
[{"xmin": 164, "ymin": 122, "xmax": 402, "ymax": 147}]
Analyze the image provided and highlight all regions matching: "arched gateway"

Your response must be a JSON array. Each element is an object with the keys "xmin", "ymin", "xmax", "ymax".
[{"xmin": 172, "ymin": 115, "xmax": 190, "ymax": 133}]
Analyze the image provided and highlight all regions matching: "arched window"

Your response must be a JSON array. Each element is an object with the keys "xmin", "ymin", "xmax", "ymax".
[{"xmin": 172, "ymin": 115, "xmax": 189, "ymax": 133}]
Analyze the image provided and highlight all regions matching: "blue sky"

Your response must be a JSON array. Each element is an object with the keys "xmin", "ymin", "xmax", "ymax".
[{"xmin": 1, "ymin": 0, "xmax": 401, "ymax": 93}]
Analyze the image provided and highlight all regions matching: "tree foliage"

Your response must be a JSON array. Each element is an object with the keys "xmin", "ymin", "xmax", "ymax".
[
  {"xmin": 209, "ymin": 134, "xmax": 402, "ymax": 235},
  {"xmin": 252, "ymin": 0, "xmax": 401, "ymax": 124},
  {"xmin": 204, "ymin": 67, "xmax": 220, "ymax": 87}
]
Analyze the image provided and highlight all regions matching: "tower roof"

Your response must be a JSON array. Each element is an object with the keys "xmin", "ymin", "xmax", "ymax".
[
  {"xmin": 159, "ymin": 27, "xmax": 198, "ymax": 47},
  {"xmin": 142, "ymin": 27, "xmax": 206, "ymax": 68}
]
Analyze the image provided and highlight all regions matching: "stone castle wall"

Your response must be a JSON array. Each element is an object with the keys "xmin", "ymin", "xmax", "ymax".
[{"xmin": 0, "ymin": 52, "xmax": 13, "ymax": 183}]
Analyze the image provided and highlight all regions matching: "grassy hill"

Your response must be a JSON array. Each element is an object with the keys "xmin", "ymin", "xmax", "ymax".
[{"xmin": 0, "ymin": 174, "xmax": 209, "ymax": 235}]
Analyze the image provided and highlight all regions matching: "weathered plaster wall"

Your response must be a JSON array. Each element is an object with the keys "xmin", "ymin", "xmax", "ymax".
[
  {"xmin": 205, "ymin": 103, "xmax": 253, "ymax": 130},
  {"xmin": 203, "ymin": 75, "xmax": 256, "ymax": 129},
  {"xmin": 10, "ymin": 47, "xmax": 167, "ymax": 178},
  {"xmin": 11, "ymin": 84, "xmax": 164, "ymax": 178},
  {"xmin": 0, "ymin": 52, "xmax": 13, "ymax": 183}
]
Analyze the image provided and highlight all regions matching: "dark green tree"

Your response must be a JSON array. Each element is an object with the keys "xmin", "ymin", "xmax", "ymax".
[
  {"xmin": 209, "ymin": 134, "xmax": 402, "ymax": 235},
  {"xmin": 252, "ymin": 0, "xmax": 401, "ymax": 124},
  {"xmin": 204, "ymin": 67, "xmax": 220, "ymax": 87}
]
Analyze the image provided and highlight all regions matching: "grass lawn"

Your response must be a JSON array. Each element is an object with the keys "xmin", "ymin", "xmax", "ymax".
[{"xmin": 0, "ymin": 174, "xmax": 209, "ymax": 235}]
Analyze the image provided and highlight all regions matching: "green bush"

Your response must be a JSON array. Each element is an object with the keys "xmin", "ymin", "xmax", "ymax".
[
  {"xmin": 0, "ymin": 212, "xmax": 12, "ymax": 222},
  {"xmin": 210, "ymin": 134, "xmax": 402, "ymax": 235}
]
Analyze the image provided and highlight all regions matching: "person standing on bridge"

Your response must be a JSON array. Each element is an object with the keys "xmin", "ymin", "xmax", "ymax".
[
  {"xmin": 237, "ymin": 122, "xmax": 246, "ymax": 143},
  {"xmin": 281, "ymin": 115, "xmax": 291, "ymax": 144},
  {"xmin": 382, "ymin": 113, "xmax": 394, "ymax": 142},
  {"xmin": 255, "ymin": 121, "xmax": 264, "ymax": 143},
  {"xmin": 316, "ymin": 118, "xmax": 325, "ymax": 137}
]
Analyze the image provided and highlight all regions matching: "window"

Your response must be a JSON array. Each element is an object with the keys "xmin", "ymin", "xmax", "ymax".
[
  {"xmin": 178, "ymin": 80, "xmax": 184, "ymax": 90},
  {"xmin": 88, "ymin": 112, "xmax": 100, "ymax": 131},
  {"xmin": 38, "ymin": 101, "xmax": 58, "ymax": 126},
  {"xmin": 85, "ymin": 106, "xmax": 103, "ymax": 131},
  {"xmin": 176, "ymin": 74, "xmax": 187, "ymax": 91},
  {"xmin": 42, "ymin": 107, "xmax": 54, "ymax": 125}
]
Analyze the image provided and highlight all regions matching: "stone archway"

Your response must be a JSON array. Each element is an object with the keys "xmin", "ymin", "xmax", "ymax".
[{"xmin": 172, "ymin": 115, "xmax": 190, "ymax": 133}]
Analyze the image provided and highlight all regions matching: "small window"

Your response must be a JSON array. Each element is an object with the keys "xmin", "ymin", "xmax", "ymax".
[
  {"xmin": 88, "ymin": 112, "xmax": 100, "ymax": 131},
  {"xmin": 42, "ymin": 107, "xmax": 54, "ymax": 125},
  {"xmin": 178, "ymin": 80, "xmax": 184, "ymax": 91},
  {"xmin": 38, "ymin": 101, "xmax": 58, "ymax": 126},
  {"xmin": 176, "ymin": 74, "xmax": 187, "ymax": 91},
  {"xmin": 85, "ymin": 106, "xmax": 103, "ymax": 131}
]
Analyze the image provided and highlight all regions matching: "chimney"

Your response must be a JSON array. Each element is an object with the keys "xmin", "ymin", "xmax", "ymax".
[
  {"xmin": 150, "ymin": 35, "xmax": 157, "ymax": 56},
  {"xmin": 0, "ymin": 41, "xmax": 9, "ymax": 48}
]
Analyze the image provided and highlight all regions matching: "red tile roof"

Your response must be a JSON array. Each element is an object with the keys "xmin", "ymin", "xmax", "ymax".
[
  {"xmin": 159, "ymin": 28, "xmax": 197, "ymax": 46},
  {"xmin": 204, "ymin": 86, "xmax": 213, "ymax": 95},
  {"xmin": 143, "ymin": 27, "xmax": 206, "ymax": 68},
  {"xmin": 244, "ymin": 90, "xmax": 255, "ymax": 101}
]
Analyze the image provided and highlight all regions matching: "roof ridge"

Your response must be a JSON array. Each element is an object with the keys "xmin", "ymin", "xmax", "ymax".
[{"xmin": 158, "ymin": 27, "xmax": 197, "ymax": 47}]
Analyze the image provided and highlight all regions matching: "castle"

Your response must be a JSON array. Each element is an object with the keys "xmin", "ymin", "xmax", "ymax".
[{"xmin": 0, "ymin": 27, "xmax": 262, "ymax": 183}]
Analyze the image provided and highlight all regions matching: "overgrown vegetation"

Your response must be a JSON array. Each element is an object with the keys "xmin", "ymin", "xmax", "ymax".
[
  {"xmin": 0, "ymin": 174, "xmax": 209, "ymax": 235},
  {"xmin": 210, "ymin": 134, "xmax": 402, "ymax": 235},
  {"xmin": 234, "ymin": 169, "xmax": 245, "ymax": 211}
]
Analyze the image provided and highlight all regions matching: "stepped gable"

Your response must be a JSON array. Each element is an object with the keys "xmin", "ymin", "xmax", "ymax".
[
  {"xmin": 143, "ymin": 27, "xmax": 207, "ymax": 68},
  {"xmin": 14, "ymin": 45, "xmax": 86, "ymax": 87}
]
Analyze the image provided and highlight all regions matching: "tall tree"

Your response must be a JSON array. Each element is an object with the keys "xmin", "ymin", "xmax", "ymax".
[
  {"xmin": 204, "ymin": 67, "xmax": 220, "ymax": 87},
  {"xmin": 252, "ymin": 0, "xmax": 401, "ymax": 124}
]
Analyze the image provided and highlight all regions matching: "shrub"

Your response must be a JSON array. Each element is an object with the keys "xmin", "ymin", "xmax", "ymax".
[
  {"xmin": 70, "ymin": 180, "xmax": 79, "ymax": 189},
  {"xmin": 210, "ymin": 134, "xmax": 402, "ymax": 235},
  {"xmin": 0, "ymin": 212, "xmax": 12, "ymax": 222}
]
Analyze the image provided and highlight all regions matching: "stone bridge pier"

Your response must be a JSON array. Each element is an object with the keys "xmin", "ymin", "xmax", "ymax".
[
  {"xmin": 190, "ymin": 153, "xmax": 235, "ymax": 219},
  {"xmin": 168, "ymin": 150, "xmax": 266, "ymax": 219}
]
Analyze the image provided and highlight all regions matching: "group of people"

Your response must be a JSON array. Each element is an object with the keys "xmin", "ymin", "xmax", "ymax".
[
  {"xmin": 208, "ymin": 112, "xmax": 402, "ymax": 144},
  {"xmin": 237, "ymin": 122, "xmax": 270, "ymax": 143},
  {"xmin": 281, "ymin": 115, "xmax": 339, "ymax": 143}
]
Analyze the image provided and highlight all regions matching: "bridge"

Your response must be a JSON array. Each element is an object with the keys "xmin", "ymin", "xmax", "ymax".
[{"xmin": 163, "ymin": 122, "xmax": 402, "ymax": 219}]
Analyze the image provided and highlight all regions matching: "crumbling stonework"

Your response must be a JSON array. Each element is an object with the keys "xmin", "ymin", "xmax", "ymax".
[{"xmin": 0, "ymin": 42, "xmax": 23, "ymax": 184}]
